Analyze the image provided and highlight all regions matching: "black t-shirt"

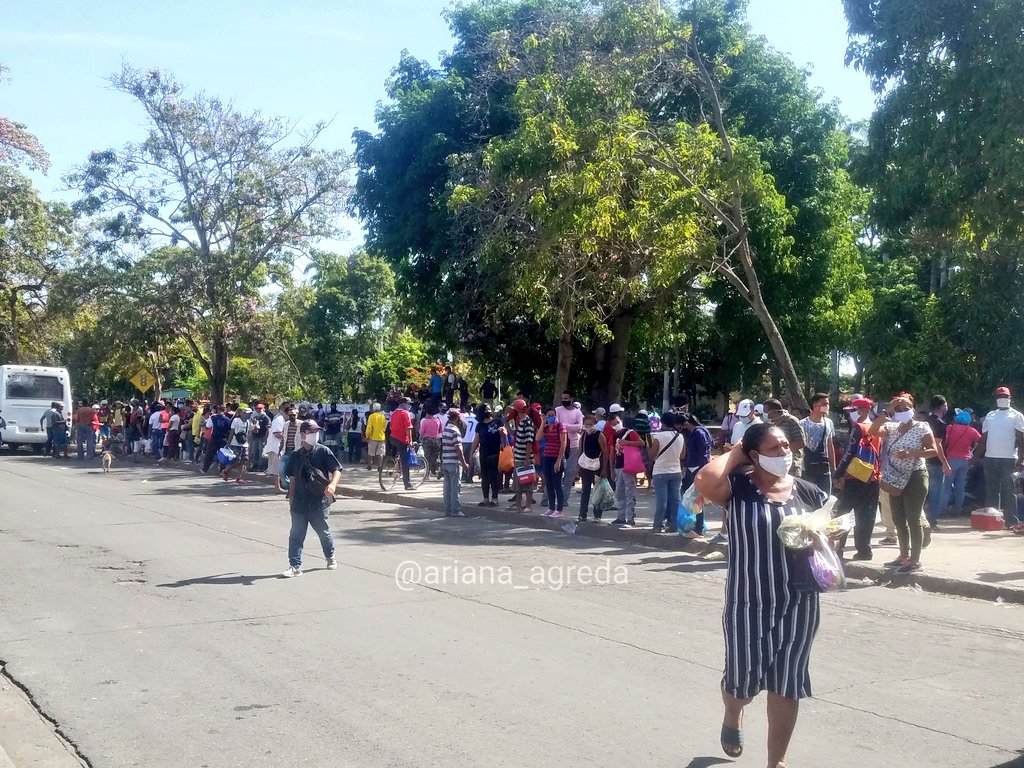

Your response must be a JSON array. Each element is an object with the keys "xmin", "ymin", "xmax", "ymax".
[
  {"xmin": 926, "ymin": 414, "xmax": 947, "ymax": 467},
  {"xmin": 481, "ymin": 382, "xmax": 497, "ymax": 398},
  {"xmin": 285, "ymin": 444, "xmax": 342, "ymax": 509},
  {"xmin": 478, "ymin": 417, "xmax": 505, "ymax": 456},
  {"xmin": 251, "ymin": 413, "xmax": 271, "ymax": 439}
]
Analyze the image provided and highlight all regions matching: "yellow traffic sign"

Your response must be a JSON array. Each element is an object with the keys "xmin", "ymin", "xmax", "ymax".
[{"xmin": 130, "ymin": 368, "xmax": 155, "ymax": 393}]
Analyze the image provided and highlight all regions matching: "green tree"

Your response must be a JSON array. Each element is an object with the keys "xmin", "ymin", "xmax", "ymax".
[{"xmin": 67, "ymin": 66, "xmax": 352, "ymax": 403}]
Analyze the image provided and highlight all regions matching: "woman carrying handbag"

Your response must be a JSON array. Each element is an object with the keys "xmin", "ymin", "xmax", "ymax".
[{"xmin": 868, "ymin": 393, "xmax": 946, "ymax": 574}]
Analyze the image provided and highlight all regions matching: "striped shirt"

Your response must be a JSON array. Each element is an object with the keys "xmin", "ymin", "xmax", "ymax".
[
  {"xmin": 441, "ymin": 424, "xmax": 463, "ymax": 466},
  {"xmin": 512, "ymin": 414, "xmax": 535, "ymax": 462}
]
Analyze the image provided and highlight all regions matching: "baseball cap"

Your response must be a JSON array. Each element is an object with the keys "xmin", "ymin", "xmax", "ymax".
[
  {"xmin": 594, "ymin": 407, "xmax": 607, "ymax": 417},
  {"xmin": 447, "ymin": 407, "xmax": 461, "ymax": 418},
  {"xmin": 995, "ymin": 386, "xmax": 1011, "ymax": 397},
  {"xmin": 513, "ymin": 398, "xmax": 527, "ymax": 410},
  {"xmin": 299, "ymin": 419, "xmax": 322, "ymax": 433},
  {"xmin": 754, "ymin": 403, "xmax": 765, "ymax": 416},
  {"xmin": 608, "ymin": 403, "xmax": 625, "ymax": 414},
  {"xmin": 572, "ymin": 401, "xmax": 581, "ymax": 409},
  {"xmin": 736, "ymin": 399, "xmax": 754, "ymax": 417},
  {"xmin": 844, "ymin": 397, "xmax": 874, "ymax": 411}
]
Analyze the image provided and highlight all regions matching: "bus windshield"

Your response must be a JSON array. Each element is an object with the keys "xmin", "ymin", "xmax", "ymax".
[{"xmin": 5, "ymin": 372, "xmax": 65, "ymax": 400}]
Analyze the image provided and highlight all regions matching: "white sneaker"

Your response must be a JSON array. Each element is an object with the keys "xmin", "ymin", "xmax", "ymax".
[
  {"xmin": 281, "ymin": 566, "xmax": 302, "ymax": 578},
  {"xmin": 326, "ymin": 558, "xmax": 338, "ymax": 570}
]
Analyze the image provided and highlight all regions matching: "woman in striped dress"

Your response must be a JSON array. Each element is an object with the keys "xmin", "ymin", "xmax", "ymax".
[{"xmin": 695, "ymin": 422, "xmax": 827, "ymax": 768}]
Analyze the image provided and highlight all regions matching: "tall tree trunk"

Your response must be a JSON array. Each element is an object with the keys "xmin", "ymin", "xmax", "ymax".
[
  {"xmin": 605, "ymin": 311, "xmax": 633, "ymax": 405},
  {"xmin": 589, "ymin": 338, "xmax": 609, "ymax": 406},
  {"xmin": 552, "ymin": 326, "xmax": 574, "ymax": 405},
  {"xmin": 8, "ymin": 288, "xmax": 19, "ymax": 364},
  {"xmin": 672, "ymin": 343, "xmax": 681, "ymax": 396},
  {"xmin": 212, "ymin": 334, "xmax": 229, "ymax": 405}
]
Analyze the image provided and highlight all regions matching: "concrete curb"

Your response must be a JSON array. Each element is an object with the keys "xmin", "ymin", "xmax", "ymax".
[{"xmin": 136, "ymin": 458, "xmax": 1024, "ymax": 606}]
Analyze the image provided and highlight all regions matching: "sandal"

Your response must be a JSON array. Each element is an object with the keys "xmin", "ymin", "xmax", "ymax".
[{"xmin": 720, "ymin": 723, "xmax": 743, "ymax": 758}]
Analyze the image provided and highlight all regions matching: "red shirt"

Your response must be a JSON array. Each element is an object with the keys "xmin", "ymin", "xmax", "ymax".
[
  {"xmin": 390, "ymin": 408, "xmax": 413, "ymax": 444},
  {"xmin": 542, "ymin": 422, "xmax": 567, "ymax": 458}
]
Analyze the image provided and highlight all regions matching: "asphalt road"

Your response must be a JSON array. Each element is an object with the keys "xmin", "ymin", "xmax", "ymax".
[{"xmin": 1, "ymin": 455, "xmax": 1022, "ymax": 768}]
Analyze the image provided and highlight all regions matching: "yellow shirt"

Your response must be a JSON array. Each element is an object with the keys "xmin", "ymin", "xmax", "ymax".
[
  {"xmin": 191, "ymin": 410, "xmax": 204, "ymax": 442},
  {"xmin": 364, "ymin": 411, "xmax": 386, "ymax": 441}
]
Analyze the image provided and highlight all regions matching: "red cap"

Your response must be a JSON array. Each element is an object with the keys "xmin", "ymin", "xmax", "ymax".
[
  {"xmin": 995, "ymin": 386, "xmax": 1011, "ymax": 397},
  {"xmin": 844, "ymin": 397, "xmax": 873, "ymax": 411},
  {"xmin": 512, "ymin": 398, "xmax": 527, "ymax": 410},
  {"xmin": 531, "ymin": 402, "xmax": 542, "ymax": 412}
]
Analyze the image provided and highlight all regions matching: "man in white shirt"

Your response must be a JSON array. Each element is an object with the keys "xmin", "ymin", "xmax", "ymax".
[
  {"xmin": 223, "ymin": 406, "xmax": 251, "ymax": 485},
  {"xmin": 460, "ymin": 406, "xmax": 478, "ymax": 483},
  {"xmin": 977, "ymin": 386, "xmax": 1024, "ymax": 527},
  {"xmin": 727, "ymin": 399, "xmax": 759, "ymax": 447},
  {"xmin": 555, "ymin": 392, "xmax": 584, "ymax": 503},
  {"xmin": 148, "ymin": 406, "xmax": 164, "ymax": 459},
  {"xmin": 265, "ymin": 402, "xmax": 290, "ymax": 493}
]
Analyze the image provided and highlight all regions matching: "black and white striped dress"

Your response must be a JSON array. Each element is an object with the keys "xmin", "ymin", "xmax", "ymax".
[{"xmin": 722, "ymin": 471, "xmax": 828, "ymax": 701}]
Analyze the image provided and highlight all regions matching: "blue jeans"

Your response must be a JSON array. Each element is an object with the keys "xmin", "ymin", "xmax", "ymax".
[
  {"xmin": 288, "ymin": 499, "xmax": 335, "ymax": 568},
  {"xmin": 442, "ymin": 465, "xmax": 462, "ymax": 514},
  {"xmin": 76, "ymin": 425, "xmax": 96, "ymax": 460},
  {"xmin": 150, "ymin": 428, "xmax": 164, "ymax": 458},
  {"xmin": 541, "ymin": 456, "xmax": 565, "ymax": 511},
  {"xmin": 652, "ymin": 473, "xmax": 682, "ymax": 528},
  {"xmin": 926, "ymin": 463, "xmax": 946, "ymax": 524},
  {"xmin": 938, "ymin": 458, "xmax": 970, "ymax": 517}
]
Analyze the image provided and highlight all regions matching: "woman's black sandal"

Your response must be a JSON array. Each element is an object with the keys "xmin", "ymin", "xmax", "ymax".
[{"xmin": 720, "ymin": 723, "xmax": 743, "ymax": 758}]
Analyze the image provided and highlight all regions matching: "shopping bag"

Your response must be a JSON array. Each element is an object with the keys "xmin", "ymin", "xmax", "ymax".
[
  {"xmin": 677, "ymin": 483, "xmax": 704, "ymax": 533},
  {"xmin": 621, "ymin": 444, "xmax": 645, "ymax": 474},
  {"xmin": 407, "ymin": 446, "xmax": 422, "ymax": 467},
  {"xmin": 515, "ymin": 465, "xmax": 536, "ymax": 485},
  {"xmin": 591, "ymin": 478, "xmax": 616, "ymax": 514},
  {"xmin": 498, "ymin": 444, "xmax": 514, "ymax": 473}
]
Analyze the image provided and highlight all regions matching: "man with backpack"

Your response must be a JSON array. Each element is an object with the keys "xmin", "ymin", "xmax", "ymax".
[
  {"xmin": 834, "ymin": 397, "xmax": 881, "ymax": 561},
  {"xmin": 249, "ymin": 403, "xmax": 271, "ymax": 471}
]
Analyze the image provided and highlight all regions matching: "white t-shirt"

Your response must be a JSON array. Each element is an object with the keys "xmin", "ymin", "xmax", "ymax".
[
  {"xmin": 265, "ymin": 414, "xmax": 285, "ymax": 454},
  {"xmin": 230, "ymin": 417, "xmax": 249, "ymax": 448},
  {"xmin": 731, "ymin": 416, "xmax": 759, "ymax": 445},
  {"xmin": 461, "ymin": 413, "xmax": 478, "ymax": 443},
  {"xmin": 982, "ymin": 408, "xmax": 1024, "ymax": 459},
  {"xmin": 169, "ymin": 414, "xmax": 181, "ymax": 430},
  {"xmin": 149, "ymin": 412, "xmax": 163, "ymax": 430},
  {"xmin": 651, "ymin": 430, "xmax": 685, "ymax": 475},
  {"xmin": 555, "ymin": 405, "xmax": 584, "ymax": 441}
]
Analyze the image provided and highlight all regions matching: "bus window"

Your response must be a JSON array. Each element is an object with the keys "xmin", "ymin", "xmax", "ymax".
[{"xmin": 5, "ymin": 373, "xmax": 65, "ymax": 400}]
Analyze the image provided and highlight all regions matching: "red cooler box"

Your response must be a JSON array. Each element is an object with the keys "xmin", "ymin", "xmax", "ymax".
[{"xmin": 971, "ymin": 508, "xmax": 1004, "ymax": 531}]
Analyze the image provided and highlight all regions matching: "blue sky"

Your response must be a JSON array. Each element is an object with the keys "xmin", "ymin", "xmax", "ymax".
[{"xmin": 2, "ymin": 0, "xmax": 874, "ymax": 229}]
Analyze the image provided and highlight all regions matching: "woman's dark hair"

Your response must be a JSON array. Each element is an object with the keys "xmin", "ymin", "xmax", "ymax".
[
  {"xmin": 741, "ymin": 422, "xmax": 782, "ymax": 454},
  {"xmin": 476, "ymin": 404, "xmax": 491, "ymax": 421},
  {"xmin": 661, "ymin": 411, "xmax": 677, "ymax": 430}
]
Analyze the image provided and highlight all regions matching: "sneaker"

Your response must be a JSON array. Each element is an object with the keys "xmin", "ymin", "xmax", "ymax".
[
  {"xmin": 652, "ymin": 525, "xmax": 665, "ymax": 533},
  {"xmin": 281, "ymin": 566, "xmax": 302, "ymax": 578},
  {"xmin": 577, "ymin": 516, "xmax": 588, "ymax": 523},
  {"xmin": 878, "ymin": 536, "xmax": 898, "ymax": 545},
  {"xmin": 593, "ymin": 515, "xmax": 603, "ymax": 522},
  {"xmin": 404, "ymin": 485, "xmax": 415, "ymax": 491},
  {"xmin": 487, "ymin": 501, "xmax": 497, "ymax": 507},
  {"xmin": 451, "ymin": 511, "xmax": 466, "ymax": 517},
  {"xmin": 897, "ymin": 561, "xmax": 922, "ymax": 575},
  {"xmin": 851, "ymin": 552, "xmax": 872, "ymax": 561},
  {"xmin": 610, "ymin": 519, "xmax": 627, "ymax": 526},
  {"xmin": 550, "ymin": 510, "xmax": 563, "ymax": 518},
  {"xmin": 665, "ymin": 526, "xmax": 678, "ymax": 534},
  {"xmin": 235, "ymin": 478, "xmax": 247, "ymax": 485},
  {"xmin": 883, "ymin": 557, "xmax": 909, "ymax": 569},
  {"xmin": 624, "ymin": 518, "xmax": 636, "ymax": 527},
  {"xmin": 544, "ymin": 509, "xmax": 556, "ymax": 517},
  {"xmin": 709, "ymin": 533, "xmax": 728, "ymax": 544},
  {"xmin": 326, "ymin": 558, "xmax": 338, "ymax": 570}
]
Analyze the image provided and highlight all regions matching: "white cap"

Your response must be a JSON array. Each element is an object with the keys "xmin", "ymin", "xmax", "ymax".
[
  {"xmin": 372, "ymin": 402, "xmax": 381, "ymax": 411},
  {"xmin": 608, "ymin": 403, "xmax": 625, "ymax": 414},
  {"xmin": 754, "ymin": 403, "xmax": 765, "ymax": 416},
  {"xmin": 736, "ymin": 399, "xmax": 754, "ymax": 417},
  {"xmin": 572, "ymin": 401, "xmax": 582, "ymax": 409}
]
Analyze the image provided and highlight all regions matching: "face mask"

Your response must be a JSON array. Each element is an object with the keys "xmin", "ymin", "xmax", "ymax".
[
  {"xmin": 585, "ymin": 425, "xmax": 597, "ymax": 434},
  {"xmin": 892, "ymin": 410, "xmax": 914, "ymax": 423},
  {"xmin": 546, "ymin": 416, "xmax": 556, "ymax": 424},
  {"xmin": 997, "ymin": 398, "xmax": 1011, "ymax": 410},
  {"xmin": 757, "ymin": 452, "xmax": 793, "ymax": 478},
  {"xmin": 561, "ymin": 400, "xmax": 571, "ymax": 407},
  {"xmin": 303, "ymin": 432, "xmax": 319, "ymax": 446}
]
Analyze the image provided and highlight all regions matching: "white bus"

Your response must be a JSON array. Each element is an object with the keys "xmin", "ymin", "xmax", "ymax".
[{"xmin": 0, "ymin": 365, "xmax": 73, "ymax": 453}]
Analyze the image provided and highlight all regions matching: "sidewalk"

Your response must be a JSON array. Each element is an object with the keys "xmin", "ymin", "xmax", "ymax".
[{"xmin": 125, "ymin": 457, "xmax": 1024, "ymax": 604}]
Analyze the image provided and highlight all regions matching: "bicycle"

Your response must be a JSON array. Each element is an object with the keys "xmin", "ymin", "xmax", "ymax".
[{"xmin": 379, "ymin": 441, "xmax": 428, "ymax": 492}]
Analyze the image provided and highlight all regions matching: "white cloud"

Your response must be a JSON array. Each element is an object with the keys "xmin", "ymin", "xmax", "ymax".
[{"xmin": 0, "ymin": 30, "xmax": 183, "ymax": 50}]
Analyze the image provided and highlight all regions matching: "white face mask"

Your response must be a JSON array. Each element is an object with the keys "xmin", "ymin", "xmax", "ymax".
[
  {"xmin": 892, "ymin": 410, "xmax": 914, "ymax": 423},
  {"xmin": 303, "ymin": 432, "xmax": 320, "ymax": 446},
  {"xmin": 997, "ymin": 398, "xmax": 1011, "ymax": 410},
  {"xmin": 757, "ymin": 452, "xmax": 793, "ymax": 478}
]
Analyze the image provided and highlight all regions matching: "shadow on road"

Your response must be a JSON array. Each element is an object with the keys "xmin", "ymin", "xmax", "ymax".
[
  {"xmin": 681, "ymin": 758, "xmax": 731, "ymax": 768},
  {"xmin": 156, "ymin": 572, "xmax": 288, "ymax": 587},
  {"xmin": 990, "ymin": 754, "xmax": 1024, "ymax": 768}
]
